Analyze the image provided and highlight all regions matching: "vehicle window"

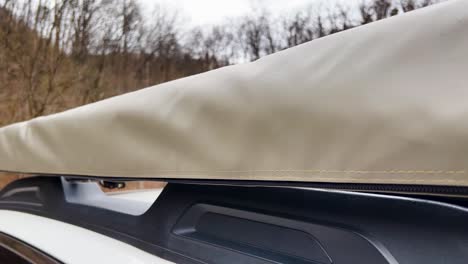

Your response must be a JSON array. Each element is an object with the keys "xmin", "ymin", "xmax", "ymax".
[{"xmin": 0, "ymin": 232, "xmax": 61, "ymax": 264}]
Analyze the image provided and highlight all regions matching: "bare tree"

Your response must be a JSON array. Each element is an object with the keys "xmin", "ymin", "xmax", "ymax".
[
  {"xmin": 0, "ymin": 0, "xmax": 77, "ymax": 118},
  {"xmin": 0, "ymin": 0, "xmax": 442, "ymax": 125},
  {"xmin": 282, "ymin": 11, "xmax": 315, "ymax": 47},
  {"xmin": 70, "ymin": 0, "xmax": 104, "ymax": 62},
  {"xmin": 119, "ymin": 0, "xmax": 141, "ymax": 60},
  {"xmin": 237, "ymin": 10, "xmax": 280, "ymax": 61},
  {"xmin": 187, "ymin": 25, "xmax": 234, "ymax": 68},
  {"xmin": 136, "ymin": 5, "xmax": 181, "ymax": 84},
  {"xmin": 400, "ymin": 0, "xmax": 437, "ymax": 12}
]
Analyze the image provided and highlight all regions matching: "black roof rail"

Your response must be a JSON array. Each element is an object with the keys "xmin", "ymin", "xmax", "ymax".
[{"xmin": 1, "ymin": 176, "xmax": 468, "ymax": 264}]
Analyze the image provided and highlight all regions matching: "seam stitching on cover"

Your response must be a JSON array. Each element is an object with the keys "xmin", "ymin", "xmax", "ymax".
[{"xmin": 119, "ymin": 170, "xmax": 466, "ymax": 174}]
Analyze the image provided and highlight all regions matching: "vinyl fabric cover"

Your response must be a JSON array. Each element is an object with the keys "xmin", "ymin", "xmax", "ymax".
[{"xmin": 1, "ymin": 0, "xmax": 468, "ymax": 186}]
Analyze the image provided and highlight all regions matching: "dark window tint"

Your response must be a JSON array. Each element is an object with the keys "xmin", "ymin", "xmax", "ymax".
[{"xmin": 0, "ymin": 232, "xmax": 61, "ymax": 264}]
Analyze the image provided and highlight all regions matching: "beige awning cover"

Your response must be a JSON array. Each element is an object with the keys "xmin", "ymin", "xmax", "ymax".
[{"xmin": 1, "ymin": 0, "xmax": 468, "ymax": 186}]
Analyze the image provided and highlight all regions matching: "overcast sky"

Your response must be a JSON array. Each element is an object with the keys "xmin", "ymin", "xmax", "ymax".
[{"xmin": 138, "ymin": 0, "xmax": 360, "ymax": 27}]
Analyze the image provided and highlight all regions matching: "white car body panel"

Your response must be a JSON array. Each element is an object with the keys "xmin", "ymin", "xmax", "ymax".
[{"xmin": 0, "ymin": 209, "xmax": 172, "ymax": 264}]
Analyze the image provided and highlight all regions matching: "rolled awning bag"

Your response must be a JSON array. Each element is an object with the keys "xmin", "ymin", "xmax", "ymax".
[{"xmin": 1, "ymin": 0, "xmax": 468, "ymax": 186}]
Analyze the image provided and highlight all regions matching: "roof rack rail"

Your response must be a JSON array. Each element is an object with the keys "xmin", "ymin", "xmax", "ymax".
[{"xmin": 1, "ymin": 176, "xmax": 468, "ymax": 264}]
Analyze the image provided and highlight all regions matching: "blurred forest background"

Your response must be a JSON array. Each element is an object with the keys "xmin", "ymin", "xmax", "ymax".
[{"xmin": 0, "ymin": 0, "xmax": 441, "ymax": 188}]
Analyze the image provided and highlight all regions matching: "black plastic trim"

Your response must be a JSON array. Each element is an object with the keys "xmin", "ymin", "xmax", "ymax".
[
  {"xmin": 0, "ymin": 176, "xmax": 467, "ymax": 264},
  {"xmin": 62, "ymin": 174, "xmax": 468, "ymax": 197}
]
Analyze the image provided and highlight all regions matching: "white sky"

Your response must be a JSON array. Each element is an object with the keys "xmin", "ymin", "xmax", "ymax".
[{"xmin": 138, "ymin": 0, "xmax": 361, "ymax": 27}]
